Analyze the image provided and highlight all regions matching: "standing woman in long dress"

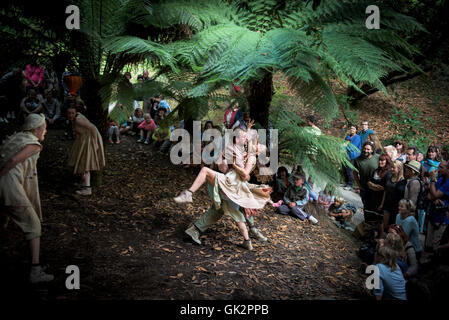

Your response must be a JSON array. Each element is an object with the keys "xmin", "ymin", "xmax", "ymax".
[{"xmin": 66, "ymin": 103, "xmax": 105, "ymax": 196}]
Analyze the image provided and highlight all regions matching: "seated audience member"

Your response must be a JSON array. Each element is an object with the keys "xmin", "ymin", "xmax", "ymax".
[
  {"xmin": 277, "ymin": 173, "xmax": 318, "ymax": 224},
  {"xmin": 318, "ymin": 188, "xmax": 335, "ymax": 212},
  {"xmin": 328, "ymin": 197, "xmax": 353, "ymax": 225},
  {"xmin": 396, "ymin": 199, "xmax": 423, "ymax": 260},
  {"xmin": 137, "ymin": 113, "xmax": 156, "ymax": 144},
  {"xmin": 152, "ymin": 124, "xmax": 172, "ymax": 154},
  {"xmin": 201, "ymin": 120, "xmax": 214, "ymax": 143},
  {"xmin": 154, "ymin": 95, "xmax": 171, "ymax": 113},
  {"xmin": 388, "ymin": 224, "xmax": 419, "ymax": 279},
  {"xmin": 61, "ymin": 66, "xmax": 82, "ymax": 97},
  {"xmin": 373, "ymin": 245, "xmax": 407, "ymax": 300},
  {"xmin": 25, "ymin": 59, "xmax": 44, "ymax": 95},
  {"xmin": 42, "ymin": 90, "xmax": 62, "ymax": 127},
  {"xmin": 272, "ymin": 166, "xmax": 293, "ymax": 202},
  {"xmin": 106, "ymin": 120, "xmax": 121, "ymax": 144},
  {"xmin": 382, "ymin": 233, "xmax": 408, "ymax": 275},
  {"xmin": 148, "ymin": 97, "xmax": 159, "ymax": 120},
  {"xmin": 20, "ymin": 89, "xmax": 43, "ymax": 120},
  {"xmin": 154, "ymin": 107, "xmax": 167, "ymax": 126},
  {"xmin": 119, "ymin": 119, "xmax": 132, "ymax": 135},
  {"xmin": 131, "ymin": 108, "xmax": 144, "ymax": 134},
  {"xmin": 44, "ymin": 62, "xmax": 59, "ymax": 96}
]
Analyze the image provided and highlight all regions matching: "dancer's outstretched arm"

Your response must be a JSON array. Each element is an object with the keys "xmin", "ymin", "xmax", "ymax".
[{"xmin": 232, "ymin": 161, "xmax": 250, "ymax": 181}]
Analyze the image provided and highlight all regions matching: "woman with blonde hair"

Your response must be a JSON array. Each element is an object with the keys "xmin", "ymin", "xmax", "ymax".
[
  {"xmin": 384, "ymin": 145, "xmax": 398, "ymax": 162},
  {"xmin": 379, "ymin": 160, "xmax": 406, "ymax": 233},
  {"xmin": 373, "ymin": 245, "xmax": 407, "ymax": 300},
  {"xmin": 396, "ymin": 199, "xmax": 423, "ymax": 260},
  {"xmin": 388, "ymin": 224, "xmax": 418, "ymax": 279}
]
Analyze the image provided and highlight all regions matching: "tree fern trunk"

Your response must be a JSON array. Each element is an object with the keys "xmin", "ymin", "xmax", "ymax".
[
  {"xmin": 247, "ymin": 72, "xmax": 273, "ymax": 129},
  {"xmin": 82, "ymin": 77, "xmax": 109, "ymax": 136}
]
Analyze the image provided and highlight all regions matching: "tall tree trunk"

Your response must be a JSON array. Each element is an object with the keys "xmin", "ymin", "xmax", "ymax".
[
  {"xmin": 246, "ymin": 72, "xmax": 273, "ymax": 129},
  {"xmin": 81, "ymin": 77, "xmax": 109, "ymax": 137}
]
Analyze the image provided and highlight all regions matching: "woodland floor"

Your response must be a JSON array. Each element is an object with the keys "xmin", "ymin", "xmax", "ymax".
[{"xmin": 0, "ymin": 126, "xmax": 368, "ymax": 300}]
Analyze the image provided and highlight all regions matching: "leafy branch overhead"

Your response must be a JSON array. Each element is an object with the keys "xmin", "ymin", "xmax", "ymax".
[
  {"xmin": 2, "ymin": 0, "xmax": 423, "ymax": 191},
  {"xmin": 93, "ymin": 0, "xmax": 424, "ymax": 190}
]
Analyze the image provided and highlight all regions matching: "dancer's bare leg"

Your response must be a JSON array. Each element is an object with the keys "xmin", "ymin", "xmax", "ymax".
[
  {"xmin": 29, "ymin": 237, "xmax": 40, "ymax": 264},
  {"xmin": 76, "ymin": 171, "xmax": 92, "ymax": 195},
  {"xmin": 237, "ymin": 221, "xmax": 253, "ymax": 250},
  {"xmin": 175, "ymin": 167, "xmax": 217, "ymax": 203},
  {"xmin": 82, "ymin": 171, "xmax": 91, "ymax": 187},
  {"xmin": 236, "ymin": 221, "xmax": 250, "ymax": 240},
  {"xmin": 188, "ymin": 167, "xmax": 216, "ymax": 193}
]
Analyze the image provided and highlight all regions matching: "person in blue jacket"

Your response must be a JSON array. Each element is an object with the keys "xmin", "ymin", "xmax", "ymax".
[{"xmin": 342, "ymin": 124, "xmax": 361, "ymax": 190}]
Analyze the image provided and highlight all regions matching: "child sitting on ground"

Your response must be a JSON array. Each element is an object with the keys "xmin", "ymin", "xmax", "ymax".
[
  {"xmin": 277, "ymin": 172, "xmax": 318, "ymax": 224},
  {"xmin": 152, "ymin": 124, "xmax": 172, "ymax": 154},
  {"xmin": 131, "ymin": 108, "xmax": 144, "ymax": 135},
  {"xmin": 328, "ymin": 197, "xmax": 354, "ymax": 228},
  {"xmin": 119, "ymin": 118, "xmax": 132, "ymax": 135},
  {"xmin": 106, "ymin": 119, "xmax": 121, "ymax": 144},
  {"xmin": 318, "ymin": 188, "xmax": 335, "ymax": 212},
  {"xmin": 137, "ymin": 113, "xmax": 156, "ymax": 144}
]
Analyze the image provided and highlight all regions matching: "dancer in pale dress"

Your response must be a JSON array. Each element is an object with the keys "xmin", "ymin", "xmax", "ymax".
[
  {"xmin": 0, "ymin": 114, "xmax": 54, "ymax": 283},
  {"xmin": 175, "ymin": 129, "xmax": 276, "ymax": 249},
  {"xmin": 66, "ymin": 105, "xmax": 105, "ymax": 196}
]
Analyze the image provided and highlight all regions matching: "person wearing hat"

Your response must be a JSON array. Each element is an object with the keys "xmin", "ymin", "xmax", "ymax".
[
  {"xmin": 0, "ymin": 114, "xmax": 54, "ymax": 283},
  {"xmin": 277, "ymin": 172, "xmax": 318, "ymax": 224},
  {"xmin": 403, "ymin": 160, "xmax": 422, "ymax": 208}
]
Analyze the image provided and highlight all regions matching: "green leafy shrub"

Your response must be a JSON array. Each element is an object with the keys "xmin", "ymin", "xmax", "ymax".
[{"xmin": 386, "ymin": 106, "xmax": 435, "ymax": 153}]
